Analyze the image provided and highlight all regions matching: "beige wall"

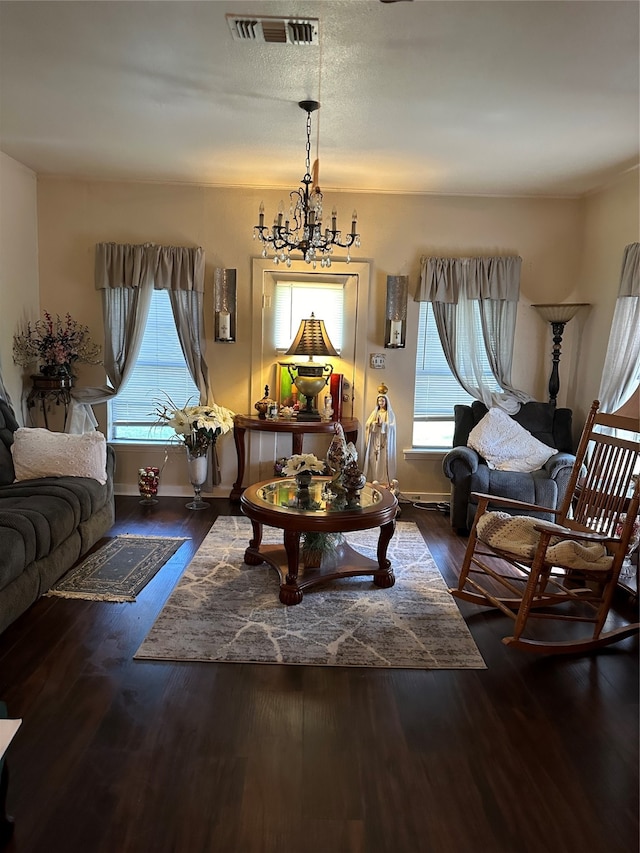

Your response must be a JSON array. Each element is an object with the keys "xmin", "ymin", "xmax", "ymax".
[
  {"xmin": 1, "ymin": 168, "xmax": 636, "ymax": 497},
  {"xmin": 0, "ymin": 153, "xmax": 39, "ymax": 416}
]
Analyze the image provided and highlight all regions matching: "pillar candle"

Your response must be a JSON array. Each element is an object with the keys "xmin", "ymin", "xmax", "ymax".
[
  {"xmin": 390, "ymin": 320, "xmax": 402, "ymax": 345},
  {"xmin": 218, "ymin": 312, "xmax": 231, "ymax": 340}
]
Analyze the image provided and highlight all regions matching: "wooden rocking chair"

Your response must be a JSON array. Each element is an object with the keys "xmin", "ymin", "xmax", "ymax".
[{"xmin": 450, "ymin": 400, "xmax": 640, "ymax": 654}]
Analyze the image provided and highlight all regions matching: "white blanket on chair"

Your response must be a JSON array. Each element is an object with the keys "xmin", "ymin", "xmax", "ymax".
[{"xmin": 476, "ymin": 512, "xmax": 613, "ymax": 570}]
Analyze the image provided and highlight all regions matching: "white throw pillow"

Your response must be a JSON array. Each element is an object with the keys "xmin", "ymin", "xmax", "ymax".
[
  {"xmin": 11, "ymin": 428, "xmax": 107, "ymax": 484},
  {"xmin": 467, "ymin": 407, "xmax": 557, "ymax": 472}
]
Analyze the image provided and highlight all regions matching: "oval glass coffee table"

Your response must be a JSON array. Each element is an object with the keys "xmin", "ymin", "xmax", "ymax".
[{"xmin": 240, "ymin": 477, "xmax": 398, "ymax": 605}]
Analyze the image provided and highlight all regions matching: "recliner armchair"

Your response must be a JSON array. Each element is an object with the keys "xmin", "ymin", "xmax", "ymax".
[{"xmin": 443, "ymin": 400, "xmax": 576, "ymax": 533}]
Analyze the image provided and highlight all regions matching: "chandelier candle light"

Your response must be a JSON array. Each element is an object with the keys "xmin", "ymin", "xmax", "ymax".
[{"xmin": 253, "ymin": 101, "xmax": 360, "ymax": 268}]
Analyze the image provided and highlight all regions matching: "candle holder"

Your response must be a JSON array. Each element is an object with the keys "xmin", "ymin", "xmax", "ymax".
[
  {"xmin": 384, "ymin": 275, "xmax": 408, "ymax": 348},
  {"xmin": 214, "ymin": 268, "xmax": 237, "ymax": 343}
]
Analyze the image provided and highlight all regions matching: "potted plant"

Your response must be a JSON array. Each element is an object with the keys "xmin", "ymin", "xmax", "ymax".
[{"xmin": 301, "ymin": 531, "xmax": 344, "ymax": 569}]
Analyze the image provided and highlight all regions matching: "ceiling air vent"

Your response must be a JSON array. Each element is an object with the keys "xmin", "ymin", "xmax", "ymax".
[{"xmin": 226, "ymin": 15, "xmax": 319, "ymax": 45}]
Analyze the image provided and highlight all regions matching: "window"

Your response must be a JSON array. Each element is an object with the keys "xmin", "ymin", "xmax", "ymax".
[
  {"xmin": 109, "ymin": 289, "xmax": 200, "ymax": 442},
  {"xmin": 413, "ymin": 302, "xmax": 501, "ymax": 448},
  {"xmin": 273, "ymin": 281, "xmax": 344, "ymax": 352}
]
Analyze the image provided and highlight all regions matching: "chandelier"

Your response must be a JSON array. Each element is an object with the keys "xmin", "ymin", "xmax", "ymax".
[{"xmin": 253, "ymin": 100, "xmax": 361, "ymax": 269}]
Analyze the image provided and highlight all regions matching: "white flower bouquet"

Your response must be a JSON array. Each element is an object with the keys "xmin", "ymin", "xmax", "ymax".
[
  {"xmin": 154, "ymin": 395, "xmax": 235, "ymax": 456},
  {"xmin": 281, "ymin": 453, "xmax": 326, "ymax": 477}
]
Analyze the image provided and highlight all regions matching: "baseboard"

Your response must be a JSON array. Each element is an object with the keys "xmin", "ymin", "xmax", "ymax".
[{"xmin": 398, "ymin": 491, "xmax": 449, "ymax": 505}]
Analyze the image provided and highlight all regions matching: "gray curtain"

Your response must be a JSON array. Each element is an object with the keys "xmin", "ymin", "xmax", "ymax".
[
  {"xmin": 597, "ymin": 242, "xmax": 640, "ymax": 415},
  {"xmin": 416, "ymin": 255, "xmax": 532, "ymax": 413},
  {"xmin": 68, "ymin": 242, "xmax": 210, "ymax": 432},
  {"xmin": 168, "ymin": 290, "xmax": 210, "ymax": 405}
]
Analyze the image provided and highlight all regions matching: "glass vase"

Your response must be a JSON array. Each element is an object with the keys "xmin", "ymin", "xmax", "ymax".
[{"xmin": 185, "ymin": 447, "xmax": 209, "ymax": 511}]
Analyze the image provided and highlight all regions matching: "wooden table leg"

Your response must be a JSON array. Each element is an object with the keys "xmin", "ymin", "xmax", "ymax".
[
  {"xmin": 230, "ymin": 424, "xmax": 247, "ymax": 502},
  {"xmin": 244, "ymin": 520, "xmax": 264, "ymax": 566},
  {"xmin": 344, "ymin": 428, "xmax": 357, "ymax": 446},
  {"xmin": 373, "ymin": 519, "xmax": 396, "ymax": 588},
  {"xmin": 280, "ymin": 529, "xmax": 303, "ymax": 605}
]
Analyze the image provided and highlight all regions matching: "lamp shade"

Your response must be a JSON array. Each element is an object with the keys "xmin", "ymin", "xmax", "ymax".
[
  {"xmin": 285, "ymin": 313, "xmax": 338, "ymax": 358},
  {"xmin": 532, "ymin": 303, "xmax": 589, "ymax": 324}
]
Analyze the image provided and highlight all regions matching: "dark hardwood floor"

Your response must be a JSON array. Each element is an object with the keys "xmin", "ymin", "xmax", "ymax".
[{"xmin": 0, "ymin": 496, "xmax": 637, "ymax": 853}]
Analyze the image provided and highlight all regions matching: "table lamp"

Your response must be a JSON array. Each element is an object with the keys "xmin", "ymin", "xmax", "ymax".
[{"xmin": 285, "ymin": 313, "xmax": 337, "ymax": 421}]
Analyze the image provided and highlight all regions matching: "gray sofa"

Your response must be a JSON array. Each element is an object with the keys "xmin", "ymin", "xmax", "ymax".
[
  {"xmin": 0, "ymin": 398, "xmax": 115, "ymax": 634},
  {"xmin": 442, "ymin": 400, "xmax": 576, "ymax": 534}
]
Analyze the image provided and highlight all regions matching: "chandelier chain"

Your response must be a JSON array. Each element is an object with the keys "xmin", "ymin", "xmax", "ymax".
[{"xmin": 305, "ymin": 109, "xmax": 312, "ymax": 180}]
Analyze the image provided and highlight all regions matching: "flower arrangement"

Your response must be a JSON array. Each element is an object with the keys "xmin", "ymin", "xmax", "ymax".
[
  {"xmin": 153, "ymin": 395, "xmax": 235, "ymax": 457},
  {"xmin": 280, "ymin": 453, "xmax": 326, "ymax": 477},
  {"xmin": 13, "ymin": 312, "xmax": 102, "ymax": 376}
]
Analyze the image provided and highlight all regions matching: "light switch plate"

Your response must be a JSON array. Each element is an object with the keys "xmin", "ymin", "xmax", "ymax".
[{"xmin": 370, "ymin": 353, "xmax": 386, "ymax": 369}]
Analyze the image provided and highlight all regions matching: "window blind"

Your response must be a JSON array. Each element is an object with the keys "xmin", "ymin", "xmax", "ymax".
[
  {"xmin": 413, "ymin": 302, "xmax": 499, "ymax": 419},
  {"xmin": 273, "ymin": 281, "xmax": 344, "ymax": 353},
  {"xmin": 109, "ymin": 290, "xmax": 200, "ymax": 441}
]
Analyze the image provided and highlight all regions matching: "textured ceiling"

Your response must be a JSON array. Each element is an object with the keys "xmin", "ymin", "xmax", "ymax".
[{"xmin": 0, "ymin": 0, "xmax": 638, "ymax": 197}]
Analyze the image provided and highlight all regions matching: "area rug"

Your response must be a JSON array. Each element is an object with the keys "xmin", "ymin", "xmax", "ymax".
[
  {"xmin": 135, "ymin": 518, "xmax": 486, "ymax": 669},
  {"xmin": 47, "ymin": 535, "xmax": 189, "ymax": 602}
]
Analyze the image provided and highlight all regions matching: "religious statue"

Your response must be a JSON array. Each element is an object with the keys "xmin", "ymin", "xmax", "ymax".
[{"xmin": 363, "ymin": 385, "xmax": 397, "ymax": 487}]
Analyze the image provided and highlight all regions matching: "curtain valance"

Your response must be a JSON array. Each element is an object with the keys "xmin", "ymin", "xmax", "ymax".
[
  {"xmin": 416, "ymin": 256, "xmax": 522, "ymax": 303},
  {"xmin": 618, "ymin": 242, "xmax": 639, "ymax": 297},
  {"xmin": 95, "ymin": 242, "xmax": 205, "ymax": 292}
]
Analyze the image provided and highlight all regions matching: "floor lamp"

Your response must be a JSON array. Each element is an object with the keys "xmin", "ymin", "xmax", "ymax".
[{"xmin": 533, "ymin": 303, "xmax": 589, "ymax": 404}]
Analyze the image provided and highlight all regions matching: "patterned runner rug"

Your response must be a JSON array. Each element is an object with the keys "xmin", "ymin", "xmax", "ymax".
[
  {"xmin": 48, "ymin": 535, "xmax": 189, "ymax": 602},
  {"xmin": 135, "ymin": 518, "xmax": 485, "ymax": 669}
]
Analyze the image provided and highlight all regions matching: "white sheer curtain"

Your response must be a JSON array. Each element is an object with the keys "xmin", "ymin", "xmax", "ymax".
[
  {"xmin": 68, "ymin": 242, "xmax": 210, "ymax": 432},
  {"xmin": 416, "ymin": 256, "xmax": 532, "ymax": 413},
  {"xmin": 597, "ymin": 242, "xmax": 640, "ymax": 415}
]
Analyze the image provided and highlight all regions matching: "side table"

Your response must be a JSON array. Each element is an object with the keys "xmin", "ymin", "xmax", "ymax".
[
  {"xmin": 230, "ymin": 415, "xmax": 359, "ymax": 502},
  {"xmin": 26, "ymin": 374, "xmax": 74, "ymax": 431}
]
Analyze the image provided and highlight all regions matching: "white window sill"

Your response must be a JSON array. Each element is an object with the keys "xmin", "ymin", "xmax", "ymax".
[
  {"xmin": 108, "ymin": 440, "xmax": 180, "ymax": 452},
  {"xmin": 403, "ymin": 447, "xmax": 448, "ymax": 461}
]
